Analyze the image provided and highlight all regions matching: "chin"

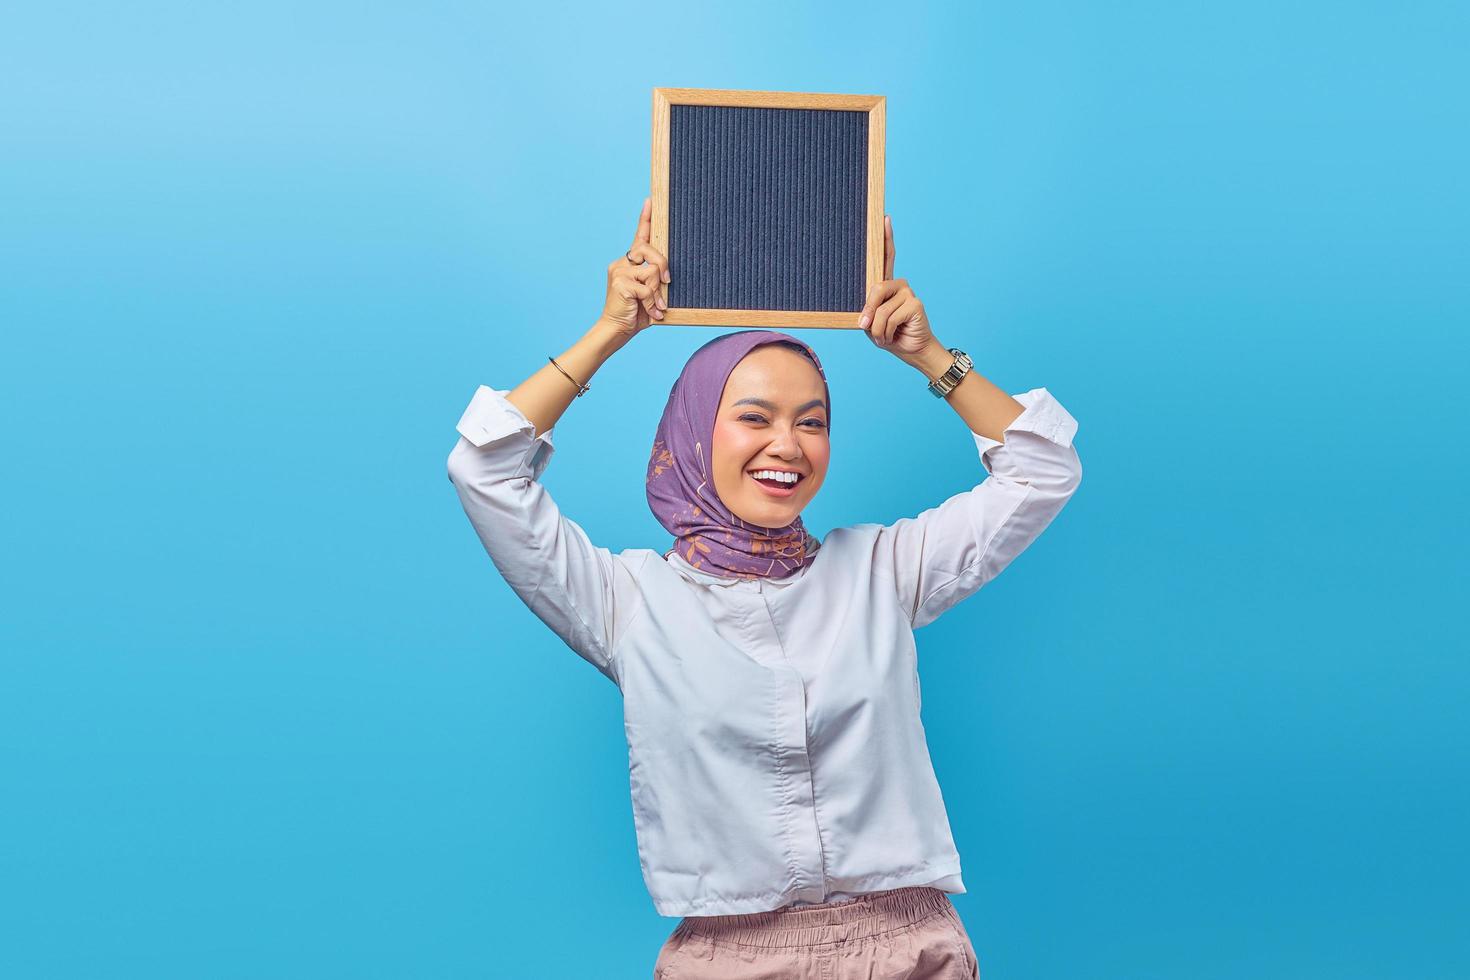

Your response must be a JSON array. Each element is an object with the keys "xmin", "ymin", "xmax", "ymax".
[{"xmin": 738, "ymin": 498, "xmax": 803, "ymax": 526}]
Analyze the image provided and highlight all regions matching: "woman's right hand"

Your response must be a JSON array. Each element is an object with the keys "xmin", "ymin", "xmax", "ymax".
[{"xmin": 599, "ymin": 197, "xmax": 671, "ymax": 340}]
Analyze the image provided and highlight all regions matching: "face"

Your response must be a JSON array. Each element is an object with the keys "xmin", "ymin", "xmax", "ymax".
[{"xmin": 711, "ymin": 345, "xmax": 831, "ymax": 528}]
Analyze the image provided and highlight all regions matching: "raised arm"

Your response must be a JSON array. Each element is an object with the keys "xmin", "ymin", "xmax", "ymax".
[
  {"xmin": 444, "ymin": 198, "xmax": 673, "ymax": 683},
  {"xmin": 857, "ymin": 214, "xmax": 1083, "ymax": 629}
]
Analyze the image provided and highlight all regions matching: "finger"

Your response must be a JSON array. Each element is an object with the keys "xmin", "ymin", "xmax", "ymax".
[
  {"xmin": 621, "ymin": 276, "xmax": 661, "ymax": 320},
  {"xmin": 857, "ymin": 279, "xmax": 903, "ymax": 329},
  {"xmin": 628, "ymin": 242, "xmax": 671, "ymax": 284},
  {"xmin": 884, "ymin": 298, "xmax": 923, "ymax": 346},
  {"xmin": 883, "ymin": 214, "xmax": 896, "ymax": 280},
  {"xmin": 632, "ymin": 196, "xmax": 652, "ymax": 247},
  {"xmin": 631, "ymin": 277, "xmax": 660, "ymax": 319},
  {"xmin": 858, "ymin": 278, "xmax": 908, "ymax": 327},
  {"xmin": 871, "ymin": 292, "xmax": 908, "ymax": 345},
  {"xmin": 632, "ymin": 262, "xmax": 667, "ymax": 309}
]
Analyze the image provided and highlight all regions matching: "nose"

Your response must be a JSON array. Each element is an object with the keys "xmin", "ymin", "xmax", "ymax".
[{"xmin": 765, "ymin": 426, "xmax": 804, "ymax": 462}]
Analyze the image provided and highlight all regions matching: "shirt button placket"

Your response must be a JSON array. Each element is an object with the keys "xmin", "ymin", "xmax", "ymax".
[{"xmin": 755, "ymin": 585, "xmax": 827, "ymax": 903}]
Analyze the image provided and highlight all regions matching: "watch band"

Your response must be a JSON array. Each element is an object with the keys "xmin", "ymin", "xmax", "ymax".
[{"xmin": 927, "ymin": 347, "xmax": 973, "ymax": 398}]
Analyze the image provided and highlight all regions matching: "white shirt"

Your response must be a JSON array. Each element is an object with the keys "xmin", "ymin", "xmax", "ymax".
[{"xmin": 446, "ymin": 383, "xmax": 1082, "ymax": 917}]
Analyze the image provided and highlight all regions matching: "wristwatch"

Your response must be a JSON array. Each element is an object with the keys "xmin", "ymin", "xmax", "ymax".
[{"xmin": 926, "ymin": 347, "xmax": 973, "ymax": 398}]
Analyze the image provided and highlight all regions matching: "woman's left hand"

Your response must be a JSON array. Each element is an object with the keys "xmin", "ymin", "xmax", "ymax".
[{"xmin": 858, "ymin": 214, "xmax": 939, "ymax": 365}]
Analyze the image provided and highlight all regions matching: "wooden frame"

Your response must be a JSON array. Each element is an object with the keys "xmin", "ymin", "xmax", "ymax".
[{"xmin": 650, "ymin": 87, "xmax": 886, "ymax": 330}]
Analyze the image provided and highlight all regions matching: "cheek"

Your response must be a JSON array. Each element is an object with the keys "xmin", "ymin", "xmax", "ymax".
[
  {"xmin": 804, "ymin": 440, "xmax": 832, "ymax": 479},
  {"xmin": 712, "ymin": 425, "xmax": 758, "ymax": 477}
]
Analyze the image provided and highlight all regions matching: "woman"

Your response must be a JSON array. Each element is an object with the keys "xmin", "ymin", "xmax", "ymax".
[{"xmin": 446, "ymin": 198, "xmax": 1082, "ymax": 978}]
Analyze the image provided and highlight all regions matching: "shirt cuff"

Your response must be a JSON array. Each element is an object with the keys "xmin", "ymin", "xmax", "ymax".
[
  {"xmin": 454, "ymin": 385, "xmax": 557, "ymax": 480},
  {"xmin": 971, "ymin": 387, "xmax": 1079, "ymax": 459}
]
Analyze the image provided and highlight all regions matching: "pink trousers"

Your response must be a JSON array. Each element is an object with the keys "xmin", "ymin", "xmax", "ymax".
[{"xmin": 653, "ymin": 885, "xmax": 980, "ymax": 979}]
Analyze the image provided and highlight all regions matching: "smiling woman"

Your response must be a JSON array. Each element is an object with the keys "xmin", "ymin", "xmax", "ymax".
[
  {"xmin": 446, "ymin": 199, "xmax": 1080, "ymax": 980},
  {"xmin": 645, "ymin": 330, "xmax": 833, "ymax": 579},
  {"xmin": 712, "ymin": 342, "xmax": 831, "ymax": 528}
]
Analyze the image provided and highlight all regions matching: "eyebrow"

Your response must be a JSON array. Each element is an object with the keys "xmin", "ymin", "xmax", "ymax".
[{"xmin": 732, "ymin": 397, "xmax": 828, "ymax": 414}]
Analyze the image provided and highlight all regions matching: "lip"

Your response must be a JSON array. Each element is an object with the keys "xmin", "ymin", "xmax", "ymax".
[{"xmin": 748, "ymin": 470, "xmax": 804, "ymax": 498}]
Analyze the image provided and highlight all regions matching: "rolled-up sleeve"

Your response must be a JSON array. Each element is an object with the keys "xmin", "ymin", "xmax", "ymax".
[
  {"xmin": 446, "ymin": 385, "xmax": 643, "ymax": 687},
  {"xmin": 873, "ymin": 386, "xmax": 1083, "ymax": 629}
]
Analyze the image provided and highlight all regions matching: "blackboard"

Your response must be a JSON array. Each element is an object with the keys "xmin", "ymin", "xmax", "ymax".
[{"xmin": 650, "ymin": 88, "xmax": 886, "ymax": 330}]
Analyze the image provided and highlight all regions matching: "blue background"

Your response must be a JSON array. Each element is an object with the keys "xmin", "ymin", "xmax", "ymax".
[{"xmin": 3, "ymin": 2, "xmax": 1466, "ymax": 977}]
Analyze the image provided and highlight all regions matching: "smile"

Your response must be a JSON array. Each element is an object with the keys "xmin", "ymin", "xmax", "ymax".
[{"xmin": 748, "ymin": 470, "xmax": 804, "ymax": 497}]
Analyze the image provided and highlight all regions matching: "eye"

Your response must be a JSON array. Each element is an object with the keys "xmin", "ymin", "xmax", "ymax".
[{"xmin": 738, "ymin": 413, "xmax": 827, "ymax": 430}]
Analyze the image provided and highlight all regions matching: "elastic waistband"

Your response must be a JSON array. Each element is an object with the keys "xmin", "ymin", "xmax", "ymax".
[{"xmin": 675, "ymin": 886, "xmax": 955, "ymax": 949}]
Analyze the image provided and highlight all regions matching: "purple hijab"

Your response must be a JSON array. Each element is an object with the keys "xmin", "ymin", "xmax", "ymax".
[{"xmin": 646, "ymin": 330, "xmax": 831, "ymax": 580}]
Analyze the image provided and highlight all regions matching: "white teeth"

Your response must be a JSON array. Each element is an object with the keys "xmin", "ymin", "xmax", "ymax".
[{"xmin": 751, "ymin": 470, "xmax": 798, "ymax": 484}]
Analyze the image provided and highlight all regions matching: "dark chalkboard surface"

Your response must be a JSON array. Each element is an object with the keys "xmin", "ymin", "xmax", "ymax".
[{"xmin": 650, "ymin": 88, "xmax": 886, "ymax": 330}]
